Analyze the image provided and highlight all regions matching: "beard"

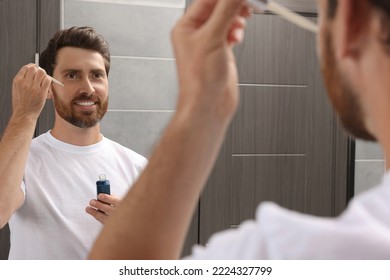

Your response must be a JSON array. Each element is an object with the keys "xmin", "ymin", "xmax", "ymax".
[
  {"xmin": 321, "ymin": 28, "xmax": 376, "ymax": 141},
  {"xmin": 52, "ymin": 89, "xmax": 108, "ymax": 128}
]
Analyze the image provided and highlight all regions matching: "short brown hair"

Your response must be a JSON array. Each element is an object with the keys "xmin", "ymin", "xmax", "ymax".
[
  {"xmin": 328, "ymin": 0, "xmax": 390, "ymax": 17},
  {"xmin": 40, "ymin": 26, "xmax": 110, "ymax": 76},
  {"xmin": 328, "ymin": 0, "xmax": 390, "ymax": 48}
]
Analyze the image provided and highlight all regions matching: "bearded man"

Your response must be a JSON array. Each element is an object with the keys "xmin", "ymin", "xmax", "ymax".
[{"xmin": 0, "ymin": 26, "xmax": 147, "ymax": 260}]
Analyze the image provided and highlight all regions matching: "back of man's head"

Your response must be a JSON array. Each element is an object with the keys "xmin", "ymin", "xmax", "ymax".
[{"xmin": 328, "ymin": 0, "xmax": 390, "ymax": 52}]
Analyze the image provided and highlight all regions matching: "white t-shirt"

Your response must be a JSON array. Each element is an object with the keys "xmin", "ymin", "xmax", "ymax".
[
  {"xmin": 8, "ymin": 131, "xmax": 147, "ymax": 260},
  {"xmin": 186, "ymin": 172, "xmax": 390, "ymax": 259}
]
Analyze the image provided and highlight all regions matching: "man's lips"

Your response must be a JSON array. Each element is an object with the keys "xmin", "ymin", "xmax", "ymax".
[
  {"xmin": 73, "ymin": 100, "xmax": 99, "ymax": 111},
  {"xmin": 74, "ymin": 101, "xmax": 97, "ymax": 106}
]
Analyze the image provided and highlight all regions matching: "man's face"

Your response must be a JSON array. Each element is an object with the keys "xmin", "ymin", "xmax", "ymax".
[
  {"xmin": 51, "ymin": 47, "xmax": 109, "ymax": 128},
  {"xmin": 317, "ymin": 0, "xmax": 376, "ymax": 141}
]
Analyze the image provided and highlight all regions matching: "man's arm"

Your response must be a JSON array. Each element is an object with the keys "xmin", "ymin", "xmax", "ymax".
[
  {"xmin": 89, "ymin": 0, "xmax": 250, "ymax": 259},
  {"xmin": 0, "ymin": 64, "xmax": 51, "ymax": 228}
]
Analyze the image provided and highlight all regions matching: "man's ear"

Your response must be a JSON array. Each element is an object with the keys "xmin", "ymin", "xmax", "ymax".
[
  {"xmin": 47, "ymin": 86, "xmax": 53, "ymax": 100},
  {"xmin": 335, "ymin": 0, "xmax": 371, "ymax": 60}
]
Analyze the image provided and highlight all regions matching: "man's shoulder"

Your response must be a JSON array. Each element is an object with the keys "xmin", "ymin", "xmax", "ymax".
[
  {"xmin": 30, "ymin": 131, "xmax": 50, "ymax": 150},
  {"xmin": 103, "ymin": 137, "xmax": 147, "ymax": 165}
]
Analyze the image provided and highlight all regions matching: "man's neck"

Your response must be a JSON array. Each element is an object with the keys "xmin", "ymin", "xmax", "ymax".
[{"xmin": 50, "ymin": 119, "xmax": 102, "ymax": 146}]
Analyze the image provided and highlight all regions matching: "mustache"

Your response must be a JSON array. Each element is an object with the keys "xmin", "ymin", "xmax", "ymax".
[{"xmin": 71, "ymin": 94, "xmax": 101, "ymax": 104}]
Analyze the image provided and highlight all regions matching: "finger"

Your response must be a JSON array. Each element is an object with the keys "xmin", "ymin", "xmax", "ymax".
[
  {"xmin": 41, "ymin": 76, "xmax": 52, "ymax": 90},
  {"xmin": 86, "ymin": 206, "xmax": 108, "ymax": 224},
  {"xmin": 31, "ymin": 70, "xmax": 50, "ymax": 100},
  {"xmin": 205, "ymin": 0, "xmax": 246, "ymax": 39},
  {"xmin": 99, "ymin": 204, "xmax": 113, "ymax": 215},
  {"xmin": 16, "ymin": 64, "xmax": 33, "ymax": 79},
  {"xmin": 13, "ymin": 64, "xmax": 34, "ymax": 85},
  {"xmin": 239, "ymin": 4, "xmax": 253, "ymax": 18},
  {"xmin": 232, "ymin": 15, "xmax": 247, "ymax": 30},
  {"xmin": 88, "ymin": 200, "xmax": 112, "ymax": 217},
  {"xmin": 228, "ymin": 15, "xmax": 247, "ymax": 35},
  {"xmin": 227, "ymin": 16, "xmax": 247, "ymax": 44},
  {"xmin": 35, "ymin": 69, "xmax": 51, "ymax": 90},
  {"xmin": 228, "ymin": 28, "xmax": 245, "ymax": 45},
  {"xmin": 24, "ymin": 65, "xmax": 39, "ymax": 82},
  {"xmin": 181, "ymin": 0, "xmax": 218, "ymax": 28},
  {"xmin": 34, "ymin": 69, "xmax": 47, "ymax": 85},
  {"xmin": 97, "ymin": 193, "xmax": 120, "ymax": 206},
  {"xmin": 90, "ymin": 199, "xmax": 113, "ymax": 215}
]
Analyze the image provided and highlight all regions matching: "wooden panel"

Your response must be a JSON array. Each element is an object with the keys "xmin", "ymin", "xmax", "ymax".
[
  {"xmin": 0, "ymin": 0, "xmax": 38, "ymax": 260},
  {"xmin": 232, "ymin": 86, "xmax": 307, "ymax": 154},
  {"xmin": 302, "ymin": 33, "xmax": 335, "ymax": 216},
  {"xmin": 0, "ymin": 224, "xmax": 10, "ymax": 260},
  {"xmin": 181, "ymin": 205, "xmax": 199, "ymax": 257},
  {"xmin": 231, "ymin": 156, "xmax": 307, "ymax": 218},
  {"xmin": 198, "ymin": 130, "xmax": 234, "ymax": 245},
  {"xmin": 200, "ymin": 156, "xmax": 306, "ymax": 244},
  {"xmin": 234, "ymin": 14, "xmax": 310, "ymax": 85},
  {"xmin": 0, "ymin": 0, "xmax": 37, "ymax": 135}
]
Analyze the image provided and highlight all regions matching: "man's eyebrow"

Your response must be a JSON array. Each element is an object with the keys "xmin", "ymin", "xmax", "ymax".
[
  {"xmin": 61, "ymin": 69, "xmax": 81, "ymax": 74},
  {"xmin": 60, "ymin": 68, "xmax": 105, "ymax": 73},
  {"xmin": 90, "ymin": 69, "xmax": 106, "ymax": 73}
]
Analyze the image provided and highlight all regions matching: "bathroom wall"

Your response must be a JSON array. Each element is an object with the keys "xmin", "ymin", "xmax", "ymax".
[
  {"xmin": 63, "ymin": 0, "xmax": 185, "ymax": 158},
  {"xmin": 354, "ymin": 141, "xmax": 385, "ymax": 195}
]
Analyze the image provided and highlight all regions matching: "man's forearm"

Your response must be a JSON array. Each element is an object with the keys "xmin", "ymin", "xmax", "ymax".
[
  {"xmin": 0, "ymin": 115, "xmax": 37, "ymax": 227},
  {"xmin": 89, "ymin": 109, "xmax": 231, "ymax": 259}
]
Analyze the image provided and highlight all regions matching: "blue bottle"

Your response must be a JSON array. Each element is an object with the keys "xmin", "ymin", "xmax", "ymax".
[{"xmin": 96, "ymin": 174, "xmax": 110, "ymax": 195}]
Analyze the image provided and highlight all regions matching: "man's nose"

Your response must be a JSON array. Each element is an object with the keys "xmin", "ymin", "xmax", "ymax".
[{"xmin": 80, "ymin": 78, "xmax": 95, "ymax": 95}]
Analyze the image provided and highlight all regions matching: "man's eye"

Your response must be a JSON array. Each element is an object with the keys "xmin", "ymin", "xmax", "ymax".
[
  {"xmin": 67, "ymin": 73, "xmax": 78, "ymax": 79},
  {"xmin": 93, "ymin": 72, "xmax": 103, "ymax": 78}
]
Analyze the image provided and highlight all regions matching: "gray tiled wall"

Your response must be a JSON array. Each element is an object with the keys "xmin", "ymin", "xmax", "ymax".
[
  {"xmin": 63, "ymin": 0, "xmax": 184, "ymax": 157},
  {"xmin": 108, "ymin": 57, "xmax": 178, "ymax": 110},
  {"xmin": 354, "ymin": 140, "xmax": 385, "ymax": 195}
]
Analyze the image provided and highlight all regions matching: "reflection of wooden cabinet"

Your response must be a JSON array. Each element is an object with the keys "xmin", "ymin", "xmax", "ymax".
[
  {"xmin": 182, "ymin": 1, "xmax": 353, "ymax": 257},
  {"xmin": 0, "ymin": 0, "xmax": 60, "ymax": 260}
]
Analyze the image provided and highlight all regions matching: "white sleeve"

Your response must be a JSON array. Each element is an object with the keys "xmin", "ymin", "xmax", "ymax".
[
  {"xmin": 130, "ymin": 150, "xmax": 148, "ymax": 176},
  {"xmin": 184, "ymin": 191, "xmax": 390, "ymax": 259},
  {"xmin": 184, "ymin": 219, "xmax": 268, "ymax": 259}
]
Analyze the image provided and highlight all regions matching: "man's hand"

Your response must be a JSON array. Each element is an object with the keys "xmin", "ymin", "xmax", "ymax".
[
  {"xmin": 172, "ymin": 0, "xmax": 251, "ymax": 123},
  {"xmin": 86, "ymin": 194, "xmax": 120, "ymax": 224},
  {"xmin": 12, "ymin": 63, "xmax": 51, "ymax": 121}
]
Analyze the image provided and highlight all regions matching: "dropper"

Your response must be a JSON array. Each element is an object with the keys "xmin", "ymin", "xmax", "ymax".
[{"xmin": 246, "ymin": 0, "xmax": 318, "ymax": 33}]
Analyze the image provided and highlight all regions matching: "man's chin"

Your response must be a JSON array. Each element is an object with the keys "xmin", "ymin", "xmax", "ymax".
[
  {"xmin": 66, "ymin": 114, "xmax": 101, "ymax": 128},
  {"xmin": 70, "ymin": 120, "xmax": 100, "ymax": 129},
  {"xmin": 339, "ymin": 116, "xmax": 377, "ymax": 142}
]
